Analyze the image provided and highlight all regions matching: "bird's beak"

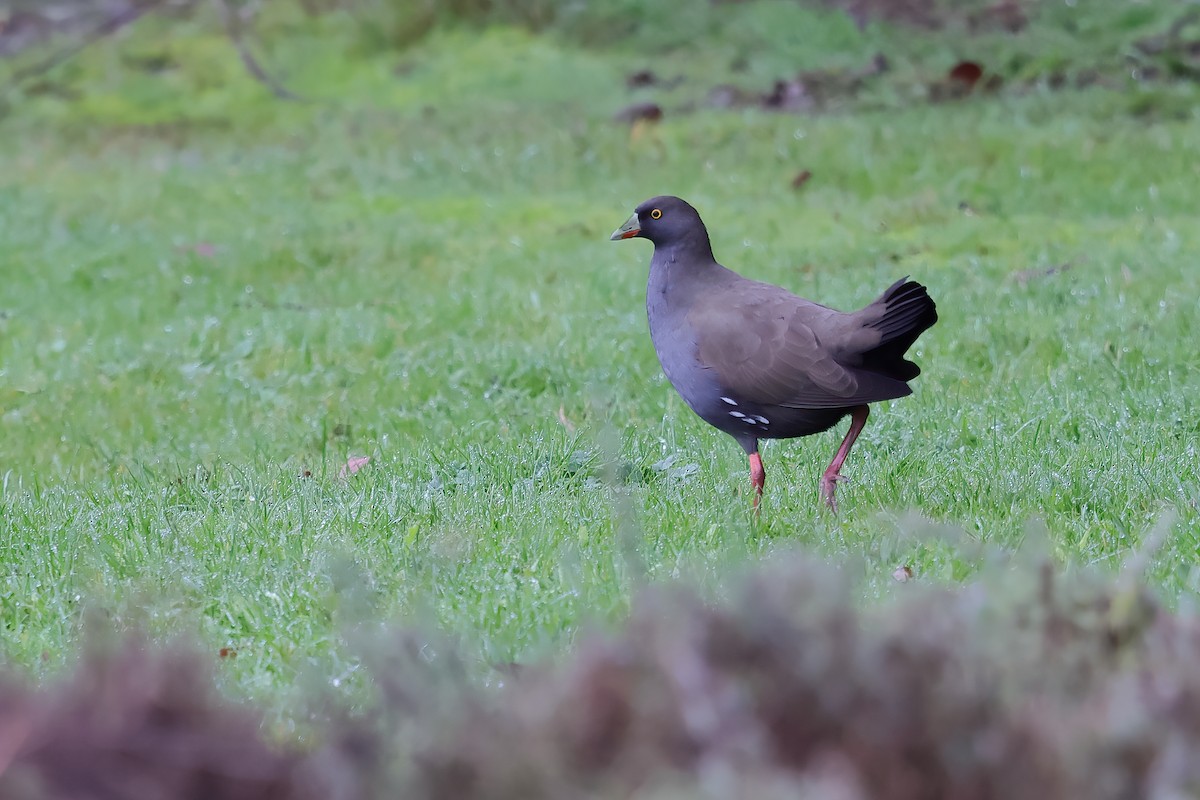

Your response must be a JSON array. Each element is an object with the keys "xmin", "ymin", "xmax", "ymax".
[{"xmin": 610, "ymin": 212, "xmax": 641, "ymax": 241}]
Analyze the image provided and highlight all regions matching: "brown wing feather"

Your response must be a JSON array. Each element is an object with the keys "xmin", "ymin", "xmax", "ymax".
[{"xmin": 692, "ymin": 289, "xmax": 914, "ymax": 410}]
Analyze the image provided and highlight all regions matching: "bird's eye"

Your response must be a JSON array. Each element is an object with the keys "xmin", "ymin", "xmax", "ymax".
[{"xmin": 650, "ymin": 208, "xmax": 662, "ymax": 219}]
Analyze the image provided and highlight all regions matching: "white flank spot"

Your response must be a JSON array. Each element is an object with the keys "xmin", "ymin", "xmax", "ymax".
[
  {"xmin": 720, "ymin": 396, "xmax": 738, "ymax": 406},
  {"xmin": 729, "ymin": 411, "xmax": 746, "ymax": 418},
  {"xmin": 754, "ymin": 415, "xmax": 770, "ymax": 425},
  {"xmin": 742, "ymin": 417, "xmax": 758, "ymax": 425}
]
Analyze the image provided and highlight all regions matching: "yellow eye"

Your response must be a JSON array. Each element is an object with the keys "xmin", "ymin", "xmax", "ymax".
[{"xmin": 650, "ymin": 208, "xmax": 662, "ymax": 219}]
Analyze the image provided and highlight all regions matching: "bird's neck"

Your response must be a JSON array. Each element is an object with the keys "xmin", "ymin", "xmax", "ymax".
[
  {"xmin": 664, "ymin": 225, "xmax": 716, "ymax": 264},
  {"xmin": 647, "ymin": 234, "xmax": 720, "ymax": 311}
]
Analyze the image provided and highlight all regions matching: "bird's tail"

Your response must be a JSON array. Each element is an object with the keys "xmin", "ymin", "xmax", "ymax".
[{"xmin": 861, "ymin": 279, "xmax": 938, "ymax": 381}]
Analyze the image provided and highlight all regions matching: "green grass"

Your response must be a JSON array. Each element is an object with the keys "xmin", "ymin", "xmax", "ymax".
[{"xmin": 1, "ymin": 0, "xmax": 1199, "ymax": 721}]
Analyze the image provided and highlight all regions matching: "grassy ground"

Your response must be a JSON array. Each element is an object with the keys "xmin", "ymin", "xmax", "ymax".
[{"xmin": 1, "ymin": 0, "xmax": 1198, "ymax": 721}]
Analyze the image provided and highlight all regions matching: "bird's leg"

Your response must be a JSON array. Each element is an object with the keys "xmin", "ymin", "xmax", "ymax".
[
  {"xmin": 820, "ymin": 405, "xmax": 870, "ymax": 514},
  {"xmin": 749, "ymin": 452, "xmax": 766, "ymax": 511}
]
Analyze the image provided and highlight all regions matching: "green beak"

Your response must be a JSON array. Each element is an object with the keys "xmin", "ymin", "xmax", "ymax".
[{"xmin": 610, "ymin": 212, "xmax": 641, "ymax": 241}]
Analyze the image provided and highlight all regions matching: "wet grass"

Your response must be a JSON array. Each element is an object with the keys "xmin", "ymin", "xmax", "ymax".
[{"xmin": 0, "ymin": 0, "xmax": 1198, "ymax": 717}]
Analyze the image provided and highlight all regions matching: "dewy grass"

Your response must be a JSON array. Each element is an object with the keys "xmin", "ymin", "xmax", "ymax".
[{"xmin": 0, "ymin": 0, "xmax": 1198, "ymax": 715}]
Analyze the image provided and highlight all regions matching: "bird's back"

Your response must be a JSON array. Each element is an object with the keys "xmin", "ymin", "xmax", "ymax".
[{"xmin": 655, "ymin": 268, "xmax": 935, "ymax": 440}]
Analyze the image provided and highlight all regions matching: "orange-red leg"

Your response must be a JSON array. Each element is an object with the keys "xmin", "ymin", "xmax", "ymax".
[
  {"xmin": 820, "ymin": 405, "xmax": 870, "ymax": 514},
  {"xmin": 749, "ymin": 452, "xmax": 766, "ymax": 510}
]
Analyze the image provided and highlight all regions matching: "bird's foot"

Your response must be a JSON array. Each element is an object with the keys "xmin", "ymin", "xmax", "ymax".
[{"xmin": 819, "ymin": 471, "xmax": 849, "ymax": 514}]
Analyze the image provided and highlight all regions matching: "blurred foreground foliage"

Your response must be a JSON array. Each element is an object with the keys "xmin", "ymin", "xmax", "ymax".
[{"xmin": 4, "ymin": 547, "xmax": 1200, "ymax": 799}]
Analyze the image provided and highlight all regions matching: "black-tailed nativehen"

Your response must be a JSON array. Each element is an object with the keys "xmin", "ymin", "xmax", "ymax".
[{"xmin": 611, "ymin": 195, "xmax": 937, "ymax": 512}]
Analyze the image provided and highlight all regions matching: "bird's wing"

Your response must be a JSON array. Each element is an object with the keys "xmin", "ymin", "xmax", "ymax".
[{"xmin": 691, "ymin": 291, "xmax": 912, "ymax": 410}]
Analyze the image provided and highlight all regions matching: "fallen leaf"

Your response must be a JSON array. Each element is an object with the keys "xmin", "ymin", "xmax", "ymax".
[
  {"xmin": 861, "ymin": 53, "xmax": 890, "ymax": 77},
  {"xmin": 892, "ymin": 565, "xmax": 914, "ymax": 583},
  {"xmin": 613, "ymin": 101, "xmax": 663, "ymax": 124},
  {"xmin": 708, "ymin": 84, "xmax": 751, "ymax": 109},
  {"xmin": 948, "ymin": 61, "xmax": 984, "ymax": 89},
  {"xmin": 930, "ymin": 60, "xmax": 1001, "ymax": 103},
  {"xmin": 1011, "ymin": 261, "xmax": 1074, "ymax": 287},
  {"xmin": 625, "ymin": 69, "xmax": 658, "ymax": 88},
  {"xmin": 219, "ymin": 647, "xmax": 237, "ymax": 659},
  {"xmin": 762, "ymin": 78, "xmax": 812, "ymax": 111},
  {"xmin": 339, "ymin": 456, "xmax": 371, "ymax": 479},
  {"xmin": 791, "ymin": 169, "xmax": 813, "ymax": 190},
  {"xmin": 557, "ymin": 404, "xmax": 576, "ymax": 433},
  {"xmin": 968, "ymin": 0, "xmax": 1027, "ymax": 33}
]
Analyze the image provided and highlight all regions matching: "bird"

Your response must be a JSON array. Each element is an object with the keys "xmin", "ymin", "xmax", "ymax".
[{"xmin": 610, "ymin": 195, "xmax": 937, "ymax": 513}]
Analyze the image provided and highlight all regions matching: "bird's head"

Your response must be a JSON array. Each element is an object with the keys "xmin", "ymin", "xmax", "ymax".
[{"xmin": 610, "ymin": 195, "xmax": 707, "ymax": 247}]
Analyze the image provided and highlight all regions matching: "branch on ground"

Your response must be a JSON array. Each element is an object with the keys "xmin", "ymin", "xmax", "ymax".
[
  {"xmin": 2, "ymin": 0, "xmax": 302, "ymax": 103},
  {"xmin": 211, "ymin": 0, "xmax": 302, "ymax": 101}
]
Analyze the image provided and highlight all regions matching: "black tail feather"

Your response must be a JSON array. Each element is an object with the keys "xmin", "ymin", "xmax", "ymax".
[{"xmin": 862, "ymin": 279, "xmax": 937, "ymax": 381}]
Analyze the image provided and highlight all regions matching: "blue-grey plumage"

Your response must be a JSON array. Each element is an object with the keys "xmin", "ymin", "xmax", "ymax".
[{"xmin": 613, "ymin": 195, "xmax": 937, "ymax": 512}]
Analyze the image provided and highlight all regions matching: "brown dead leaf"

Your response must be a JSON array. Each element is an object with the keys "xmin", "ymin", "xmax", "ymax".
[
  {"xmin": 967, "ymin": 0, "xmax": 1027, "ymax": 33},
  {"xmin": 557, "ymin": 405, "xmax": 576, "ymax": 433},
  {"xmin": 791, "ymin": 169, "xmax": 813, "ymax": 190},
  {"xmin": 613, "ymin": 101, "xmax": 663, "ymax": 124},
  {"xmin": 339, "ymin": 456, "xmax": 371, "ymax": 479},
  {"xmin": 1011, "ymin": 261, "xmax": 1074, "ymax": 287},
  {"xmin": 626, "ymin": 69, "xmax": 658, "ymax": 88},
  {"xmin": 930, "ymin": 61, "xmax": 999, "ymax": 102},
  {"xmin": 948, "ymin": 61, "xmax": 983, "ymax": 89},
  {"xmin": 218, "ymin": 647, "xmax": 237, "ymax": 659}
]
